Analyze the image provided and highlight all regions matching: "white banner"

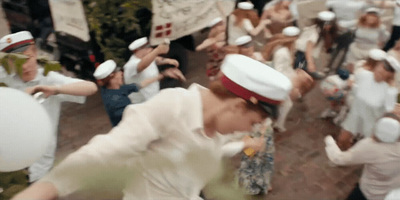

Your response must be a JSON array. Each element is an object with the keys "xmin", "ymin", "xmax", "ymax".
[
  {"xmin": 150, "ymin": 0, "xmax": 235, "ymax": 45},
  {"xmin": 48, "ymin": 0, "xmax": 90, "ymax": 42}
]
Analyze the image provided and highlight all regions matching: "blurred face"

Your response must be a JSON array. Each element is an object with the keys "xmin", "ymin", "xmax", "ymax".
[
  {"xmin": 108, "ymin": 71, "xmax": 124, "ymax": 87},
  {"xmin": 374, "ymin": 62, "xmax": 393, "ymax": 82},
  {"xmin": 215, "ymin": 100, "xmax": 268, "ymax": 134},
  {"xmin": 21, "ymin": 45, "xmax": 38, "ymax": 82},
  {"xmin": 365, "ymin": 14, "xmax": 379, "ymax": 26}
]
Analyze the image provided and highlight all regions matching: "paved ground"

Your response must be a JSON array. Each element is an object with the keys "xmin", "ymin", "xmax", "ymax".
[{"xmin": 0, "ymin": 7, "xmax": 362, "ymax": 200}]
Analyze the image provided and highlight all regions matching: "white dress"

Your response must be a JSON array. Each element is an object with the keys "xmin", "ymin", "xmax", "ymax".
[
  {"xmin": 40, "ymin": 84, "xmax": 245, "ymax": 200},
  {"xmin": 341, "ymin": 69, "xmax": 397, "ymax": 138},
  {"xmin": 0, "ymin": 67, "xmax": 86, "ymax": 182},
  {"xmin": 123, "ymin": 55, "xmax": 160, "ymax": 103},
  {"xmin": 227, "ymin": 15, "xmax": 254, "ymax": 45}
]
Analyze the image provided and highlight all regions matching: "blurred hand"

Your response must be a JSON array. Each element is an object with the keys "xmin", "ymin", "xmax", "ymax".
[
  {"xmin": 243, "ymin": 135, "xmax": 265, "ymax": 153},
  {"xmin": 156, "ymin": 43, "xmax": 170, "ymax": 55},
  {"xmin": 25, "ymin": 85, "xmax": 59, "ymax": 98},
  {"xmin": 164, "ymin": 58, "xmax": 179, "ymax": 68},
  {"xmin": 162, "ymin": 68, "xmax": 186, "ymax": 82}
]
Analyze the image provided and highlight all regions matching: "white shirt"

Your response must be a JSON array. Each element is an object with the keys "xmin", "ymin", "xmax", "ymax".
[
  {"xmin": 123, "ymin": 55, "xmax": 160, "ymax": 103},
  {"xmin": 325, "ymin": 137, "xmax": 400, "ymax": 200},
  {"xmin": 228, "ymin": 15, "xmax": 254, "ymax": 45},
  {"xmin": 40, "ymin": 84, "xmax": 245, "ymax": 200},
  {"xmin": 272, "ymin": 46, "xmax": 295, "ymax": 78},
  {"xmin": 0, "ymin": 67, "xmax": 86, "ymax": 182},
  {"xmin": 295, "ymin": 25, "xmax": 322, "ymax": 58},
  {"xmin": 326, "ymin": 0, "xmax": 367, "ymax": 30}
]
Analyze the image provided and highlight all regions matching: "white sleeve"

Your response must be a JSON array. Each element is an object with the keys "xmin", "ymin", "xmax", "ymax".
[
  {"xmin": 123, "ymin": 58, "xmax": 140, "ymax": 82},
  {"xmin": 39, "ymin": 90, "xmax": 178, "ymax": 196},
  {"xmin": 221, "ymin": 141, "xmax": 245, "ymax": 157},
  {"xmin": 385, "ymin": 87, "xmax": 398, "ymax": 112},
  {"xmin": 243, "ymin": 19, "xmax": 255, "ymax": 32},
  {"xmin": 324, "ymin": 136, "xmax": 376, "ymax": 165},
  {"xmin": 46, "ymin": 71, "xmax": 86, "ymax": 104}
]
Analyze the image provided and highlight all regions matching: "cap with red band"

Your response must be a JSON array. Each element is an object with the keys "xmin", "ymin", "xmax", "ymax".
[
  {"xmin": 0, "ymin": 31, "xmax": 34, "ymax": 53},
  {"xmin": 220, "ymin": 54, "xmax": 292, "ymax": 117}
]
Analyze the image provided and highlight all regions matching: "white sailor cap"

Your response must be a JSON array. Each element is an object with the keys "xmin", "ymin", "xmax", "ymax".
[
  {"xmin": 129, "ymin": 37, "xmax": 149, "ymax": 51},
  {"xmin": 318, "ymin": 11, "xmax": 335, "ymax": 21},
  {"xmin": 208, "ymin": 17, "xmax": 223, "ymax": 28},
  {"xmin": 0, "ymin": 31, "xmax": 34, "ymax": 53},
  {"xmin": 238, "ymin": 2, "xmax": 254, "ymax": 10},
  {"xmin": 282, "ymin": 26, "xmax": 300, "ymax": 37},
  {"xmin": 93, "ymin": 60, "xmax": 117, "ymax": 80},
  {"xmin": 375, "ymin": 117, "xmax": 400, "ymax": 143},
  {"xmin": 368, "ymin": 49, "xmax": 387, "ymax": 61},
  {"xmin": 235, "ymin": 35, "xmax": 252, "ymax": 46},
  {"xmin": 385, "ymin": 55, "xmax": 400, "ymax": 72},
  {"xmin": 220, "ymin": 54, "xmax": 292, "ymax": 118},
  {"xmin": 365, "ymin": 7, "xmax": 382, "ymax": 15}
]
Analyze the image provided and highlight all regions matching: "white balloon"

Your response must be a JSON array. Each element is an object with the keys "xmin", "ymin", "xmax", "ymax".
[{"xmin": 0, "ymin": 87, "xmax": 52, "ymax": 172}]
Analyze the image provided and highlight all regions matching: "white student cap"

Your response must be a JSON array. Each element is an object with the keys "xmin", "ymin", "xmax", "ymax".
[
  {"xmin": 375, "ymin": 117, "xmax": 400, "ymax": 143},
  {"xmin": 318, "ymin": 11, "xmax": 335, "ymax": 21},
  {"xmin": 385, "ymin": 188, "xmax": 400, "ymax": 200},
  {"xmin": 128, "ymin": 37, "xmax": 148, "ymax": 51},
  {"xmin": 0, "ymin": 31, "xmax": 34, "ymax": 53},
  {"xmin": 386, "ymin": 55, "xmax": 400, "ymax": 72},
  {"xmin": 368, "ymin": 49, "xmax": 387, "ymax": 61},
  {"xmin": 220, "ymin": 54, "xmax": 292, "ymax": 118},
  {"xmin": 93, "ymin": 60, "xmax": 116, "ymax": 80},
  {"xmin": 365, "ymin": 7, "xmax": 381, "ymax": 15},
  {"xmin": 282, "ymin": 26, "xmax": 300, "ymax": 37},
  {"xmin": 238, "ymin": 2, "xmax": 254, "ymax": 10},
  {"xmin": 235, "ymin": 35, "xmax": 252, "ymax": 46},
  {"xmin": 208, "ymin": 17, "xmax": 223, "ymax": 28}
]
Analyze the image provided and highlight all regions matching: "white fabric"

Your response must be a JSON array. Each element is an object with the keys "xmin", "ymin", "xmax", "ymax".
[
  {"xmin": 325, "ymin": 136, "xmax": 400, "ymax": 200},
  {"xmin": 228, "ymin": 15, "xmax": 254, "ymax": 45},
  {"xmin": 341, "ymin": 69, "xmax": 398, "ymax": 137},
  {"xmin": 385, "ymin": 188, "xmax": 400, "ymax": 200},
  {"xmin": 40, "ymin": 84, "xmax": 246, "ymax": 199},
  {"xmin": 272, "ymin": 46, "xmax": 296, "ymax": 77},
  {"xmin": 123, "ymin": 55, "xmax": 160, "ymax": 103},
  {"xmin": 394, "ymin": 5, "xmax": 400, "ymax": 26},
  {"xmin": 129, "ymin": 37, "xmax": 148, "ymax": 51},
  {"xmin": 0, "ymin": 31, "xmax": 33, "ymax": 51},
  {"xmin": 295, "ymin": 25, "xmax": 320, "ymax": 57},
  {"xmin": 326, "ymin": 0, "xmax": 367, "ymax": 30},
  {"xmin": 375, "ymin": 117, "xmax": 400, "ymax": 143},
  {"xmin": 0, "ymin": 67, "xmax": 86, "ymax": 182}
]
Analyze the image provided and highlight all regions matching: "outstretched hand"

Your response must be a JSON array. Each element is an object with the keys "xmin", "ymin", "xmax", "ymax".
[
  {"xmin": 162, "ymin": 68, "xmax": 186, "ymax": 82},
  {"xmin": 25, "ymin": 85, "xmax": 59, "ymax": 98}
]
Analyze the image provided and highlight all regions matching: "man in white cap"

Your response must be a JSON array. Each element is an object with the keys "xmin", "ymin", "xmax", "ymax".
[
  {"xmin": 123, "ymin": 37, "xmax": 182, "ymax": 104},
  {"xmin": 325, "ymin": 113, "xmax": 400, "ymax": 200},
  {"xmin": 13, "ymin": 54, "xmax": 293, "ymax": 200},
  {"xmin": 0, "ymin": 31, "xmax": 97, "ymax": 184},
  {"xmin": 94, "ymin": 59, "xmax": 185, "ymax": 127}
]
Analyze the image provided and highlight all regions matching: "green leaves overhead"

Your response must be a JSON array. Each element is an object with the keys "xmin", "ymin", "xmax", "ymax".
[
  {"xmin": 82, "ymin": 0, "xmax": 152, "ymax": 66},
  {"xmin": 0, "ymin": 53, "xmax": 61, "ymax": 76}
]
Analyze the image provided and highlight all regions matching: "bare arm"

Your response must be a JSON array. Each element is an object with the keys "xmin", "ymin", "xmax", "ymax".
[
  {"xmin": 305, "ymin": 41, "xmax": 317, "ymax": 72},
  {"xmin": 137, "ymin": 44, "xmax": 169, "ymax": 72},
  {"xmin": 26, "ymin": 81, "xmax": 97, "ymax": 97},
  {"xmin": 12, "ymin": 181, "xmax": 58, "ymax": 200}
]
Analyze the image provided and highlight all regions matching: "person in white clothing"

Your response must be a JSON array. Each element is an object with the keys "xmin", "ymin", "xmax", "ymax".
[
  {"xmin": 123, "ymin": 37, "xmax": 183, "ymax": 103},
  {"xmin": 337, "ymin": 54, "xmax": 400, "ymax": 150},
  {"xmin": 12, "ymin": 54, "xmax": 293, "ymax": 200},
  {"xmin": 325, "ymin": 113, "xmax": 400, "ymax": 200},
  {"xmin": 0, "ymin": 31, "xmax": 98, "ymax": 184},
  {"xmin": 263, "ymin": 26, "xmax": 314, "ymax": 132},
  {"xmin": 234, "ymin": 35, "xmax": 265, "ymax": 63}
]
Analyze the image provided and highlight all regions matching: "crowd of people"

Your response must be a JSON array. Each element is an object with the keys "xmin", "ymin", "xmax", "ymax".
[{"xmin": 1, "ymin": 0, "xmax": 400, "ymax": 200}]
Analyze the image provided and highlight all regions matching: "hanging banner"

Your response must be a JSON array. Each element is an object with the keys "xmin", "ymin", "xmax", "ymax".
[
  {"xmin": 49, "ymin": 0, "xmax": 90, "ymax": 42},
  {"xmin": 150, "ymin": 0, "xmax": 235, "ymax": 45}
]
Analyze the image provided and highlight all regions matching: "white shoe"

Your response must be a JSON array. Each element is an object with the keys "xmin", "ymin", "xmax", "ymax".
[{"xmin": 273, "ymin": 125, "xmax": 287, "ymax": 132}]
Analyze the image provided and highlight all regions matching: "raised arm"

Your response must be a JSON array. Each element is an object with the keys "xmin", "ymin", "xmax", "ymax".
[{"xmin": 137, "ymin": 44, "xmax": 169, "ymax": 72}]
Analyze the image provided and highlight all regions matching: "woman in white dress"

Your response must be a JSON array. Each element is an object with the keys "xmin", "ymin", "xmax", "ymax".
[{"xmin": 337, "ymin": 55, "xmax": 400, "ymax": 150}]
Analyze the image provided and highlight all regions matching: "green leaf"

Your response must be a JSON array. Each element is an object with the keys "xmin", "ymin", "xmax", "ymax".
[{"xmin": 43, "ymin": 61, "xmax": 62, "ymax": 76}]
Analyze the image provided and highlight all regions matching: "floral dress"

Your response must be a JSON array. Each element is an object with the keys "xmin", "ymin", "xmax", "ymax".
[{"xmin": 238, "ymin": 118, "xmax": 275, "ymax": 195}]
